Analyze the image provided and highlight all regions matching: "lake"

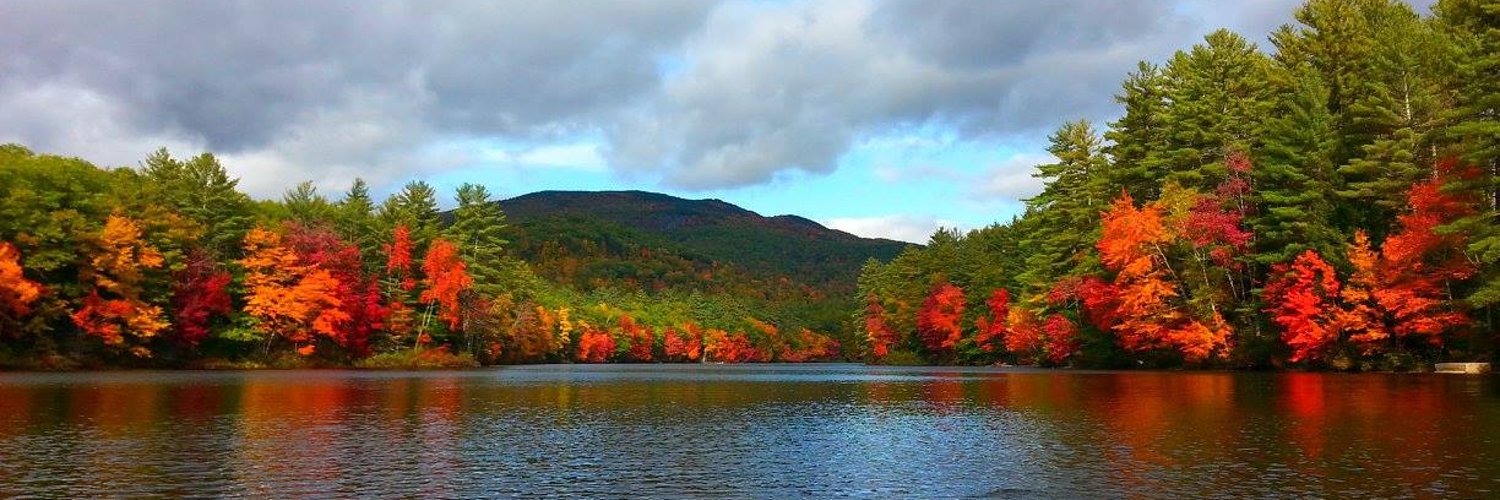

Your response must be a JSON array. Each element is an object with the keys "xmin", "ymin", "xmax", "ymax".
[{"xmin": 1, "ymin": 364, "xmax": 1497, "ymax": 497}]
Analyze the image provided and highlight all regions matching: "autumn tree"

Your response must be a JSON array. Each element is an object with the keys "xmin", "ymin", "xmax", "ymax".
[
  {"xmin": 1264, "ymin": 250, "xmax": 1343, "ymax": 363},
  {"xmin": 916, "ymin": 281, "xmax": 965, "ymax": 359},
  {"xmin": 169, "ymin": 250, "xmax": 232, "ymax": 347},
  {"xmin": 73, "ymin": 215, "xmax": 170, "ymax": 357},
  {"xmin": 0, "ymin": 242, "xmax": 43, "ymax": 337},
  {"xmin": 1097, "ymin": 194, "xmax": 1230, "ymax": 362},
  {"xmin": 973, "ymin": 289, "xmax": 1010, "ymax": 353},
  {"xmin": 1372, "ymin": 162, "xmax": 1476, "ymax": 344},
  {"xmin": 1005, "ymin": 307, "xmax": 1044, "ymax": 363},
  {"xmin": 383, "ymin": 225, "xmax": 418, "ymax": 343},
  {"xmin": 286, "ymin": 224, "xmax": 387, "ymax": 356},
  {"xmin": 1338, "ymin": 230, "xmax": 1388, "ymax": 354},
  {"xmin": 1043, "ymin": 314, "xmax": 1080, "ymax": 365},
  {"xmin": 575, "ymin": 323, "xmax": 616, "ymax": 363},
  {"xmin": 419, "ymin": 238, "xmax": 474, "ymax": 339},
  {"xmin": 864, "ymin": 294, "xmax": 897, "ymax": 359},
  {"xmin": 239, "ymin": 226, "xmax": 348, "ymax": 355}
]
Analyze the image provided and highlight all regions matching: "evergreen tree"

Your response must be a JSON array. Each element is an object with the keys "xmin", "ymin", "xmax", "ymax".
[
  {"xmin": 335, "ymin": 178, "xmax": 382, "ymax": 265},
  {"xmin": 1336, "ymin": 2, "xmax": 1446, "ymax": 229},
  {"xmin": 283, "ymin": 181, "xmax": 333, "ymax": 224},
  {"xmin": 378, "ymin": 180, "xmax": 441, "ymax": 254},
  {"xmin": 1253, "ymin": 66, "xmax": 1344, "ymax": 264},
  {"xmin": 1105, "ymin": 61, "xmax": 1171, "ymax": 200},
  {"xmin": 1156, "ymin": 29, "xmax": 1275, "ymax": 191},
  {"xmin": 444, "ymin": 183, "xmax": 511, "ymax": 296},
  {"xmin": 139, "ymin": 149, "xmax": 254, "ymax": 256},
  {"xmin": 1435, "ymin": 0, "xmax": 1500, "ymax": 311},
  {"xmin": 1019, "ymin": 121, "xmax": 1111, "ymax": 289}
]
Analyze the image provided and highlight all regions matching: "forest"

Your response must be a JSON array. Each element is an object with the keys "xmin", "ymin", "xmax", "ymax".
[
  {"xmin": 0, "ymin": 145, "xmax": 846, "ymax": 369},
  {"xmin": 1, "ymin": 0, "xmax": 1494, "ymax": 372},
  {"xmin": 858, "ymin": 0, "xmax": 1498, "ymax": 370}
]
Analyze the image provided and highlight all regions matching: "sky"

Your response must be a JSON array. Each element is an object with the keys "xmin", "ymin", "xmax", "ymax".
[{"xmin": 0, "ymin": 0, "xmax": 1437, "ymax": 243}]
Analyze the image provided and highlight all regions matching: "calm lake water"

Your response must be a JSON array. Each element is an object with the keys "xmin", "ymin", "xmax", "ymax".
[{"xmin": 1, "ymin": 364, "xmax": 1497, "ymax": 498}]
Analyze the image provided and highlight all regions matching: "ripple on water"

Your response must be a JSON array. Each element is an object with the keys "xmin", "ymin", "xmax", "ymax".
[{"xmin": 0, "ymin": 365, "xmax": 1497, "ymax": 497}]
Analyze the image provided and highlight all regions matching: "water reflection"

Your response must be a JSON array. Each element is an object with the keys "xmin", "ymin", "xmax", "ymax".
[{"xmin": 0, "ymin": 366, "xmax": 1497, "ymax": 497}]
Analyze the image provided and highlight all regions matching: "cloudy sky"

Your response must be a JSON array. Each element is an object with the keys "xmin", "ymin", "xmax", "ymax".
[{"xmin": 0, "ymin": 0, "xmax": 1436, "ymax": 243}]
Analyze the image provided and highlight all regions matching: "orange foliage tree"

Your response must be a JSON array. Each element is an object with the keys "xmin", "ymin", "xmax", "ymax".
[
  {"xmin": 1005, "ymin": 307, "xmax": 1043, "ymax": 363},
  {"xmin": 0, "ymin": 242, "xmax": 44, "ymax": 330},
  {"xmin": 239, "ymin": 226, "xmax": 347, "ymax": 355},
  {"xmin": 1097, "ymin": 193, "xmax": 1229, "ymax": 362},
  {"xmin": 72, "ymin": 215, "xmax": 169, "ymax": 357},
  {"xmin": 419, "ymin": 238, "xmax": 473, "ymax": 334},
  {"xmin": 1338, "ymin": 231, "xmax": 1388, "ymax": 354},
  {"xmin": 916, "ymin": 281, "xmax": 965, "ymax": 357},
  {"xmin": 864, "ymin": 294, "xmax": 897, "ymax": 359},
  {"xmin": 575, "ymin": 322, "xmax": 616, "ymax": 363},
  {"xmin": 704, "ymin": 329, "xmax": 763, "ymax": 363}
]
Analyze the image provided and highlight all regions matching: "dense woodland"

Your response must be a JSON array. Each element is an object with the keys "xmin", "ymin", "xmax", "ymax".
[
  {"xmin": 0, "ymin": 147, "xmax": 849, "ymax": 368},
  {"xmin": 858, "ymin": 0, "xmax": 1499, "ymax": 370},
  {"xmin": 1, "ymin": 0, "xmax": 1494, "ymax": 371}
]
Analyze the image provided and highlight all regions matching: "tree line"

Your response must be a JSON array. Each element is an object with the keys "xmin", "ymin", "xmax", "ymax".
[
  {"xmin": 857, "ymin": 0, "xmax": 1498, "ymax": 370},
  {"xmin": 0, "ymin": 146, "xmax": 840, "ymax": 368}
]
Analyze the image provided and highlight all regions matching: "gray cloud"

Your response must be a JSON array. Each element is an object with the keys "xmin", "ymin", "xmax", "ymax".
[{"xmin": 0, "ymin": 0, "xmax": 1321, "ymax": 195}]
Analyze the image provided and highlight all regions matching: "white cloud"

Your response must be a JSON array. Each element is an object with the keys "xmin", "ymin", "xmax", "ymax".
[
  {"xmin": 0, "ymin": 81, "xmax": 204, "ymax": 169},
  {"xmin": 972, "ymin": 152, "xmax": 1052, "ymax": 200},
  {"xmin": 823, "ymin": 215, "xmax": 963, "ymax": 244}
]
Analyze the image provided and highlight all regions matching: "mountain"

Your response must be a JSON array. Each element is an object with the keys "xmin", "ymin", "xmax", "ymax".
[{"xmin": 498, "ymin": 190, "xmax": 911, "ymax": 298}]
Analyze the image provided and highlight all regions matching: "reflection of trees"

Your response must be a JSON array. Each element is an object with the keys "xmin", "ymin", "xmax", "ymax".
[{"xmin": 0, "ymin": 370, "xmax": 1497, "ymax": 497}]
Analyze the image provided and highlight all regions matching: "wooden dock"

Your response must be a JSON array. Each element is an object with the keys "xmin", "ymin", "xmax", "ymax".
[{"xmin": 1434, "ymin": 362, "xmax": 1491, "ymax": 374}]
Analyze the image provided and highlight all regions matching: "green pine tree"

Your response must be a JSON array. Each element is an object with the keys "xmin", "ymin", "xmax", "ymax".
[
  {"xmin": 444, "ymin": 183, "xmax": 511, "ymax": 296},
  {"xmin": 1252, "ymin": 66, "xmax": 1344, "ymax": 265}
]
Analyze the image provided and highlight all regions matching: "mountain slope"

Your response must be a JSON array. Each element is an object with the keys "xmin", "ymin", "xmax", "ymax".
[{"xmin": 499, "ymin": 190, "xmax": 911, "ymax": 296}]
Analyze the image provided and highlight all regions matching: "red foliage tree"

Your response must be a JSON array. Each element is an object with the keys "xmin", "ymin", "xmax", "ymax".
[
  {"xmin": 1264, "ymin": 250, "xmax": 1342, "ymax": 363},
  {"xmin": 170, "ymin": 250, "xmax": 232, "ymax": 347},
  {"xmin": 663, "ymin": 325, "xmax": 703, "ymax": 362},
  {"xmin": 973, "ymin": 289, "xmax": 1009, "ymax": 353},
  {"xmin": 1005, "ymin": 307, "xmax": 1043, "ymax": 362},
  {"xmin": 916, "ymin": 282, "xmax": 965, "ymax": 356},
  {"xmin": 575, "ymin": 324, "xmax": 616, "ymax": 363},
  {"xmin": 1372, "ymin": 160, "xmax": 1476, "ymax": 344},
  {"xmin": 286, "ymin": 224, "xmax": 387, "ymax": 356},
  {"xmin": 384, "ymin": 224, "xmax": 416, "ymax": 291},
  {"xmin": 620, "ymin": 314, "xmax": 654, "ymax": 362},
  {"xmin": 1042, "ymin": 313, "xmax": 1079, "ymax": 365}
]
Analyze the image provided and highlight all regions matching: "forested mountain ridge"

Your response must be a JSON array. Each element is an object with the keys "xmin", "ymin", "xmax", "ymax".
[{"xmin": 499, "ymin": 190, "xmax": 909, "ymax": 295}]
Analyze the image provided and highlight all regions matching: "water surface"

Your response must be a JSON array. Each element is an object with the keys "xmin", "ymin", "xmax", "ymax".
[{"xmin": 1, "ymin": 364, "xmax": 1497, "ymax": 497}]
